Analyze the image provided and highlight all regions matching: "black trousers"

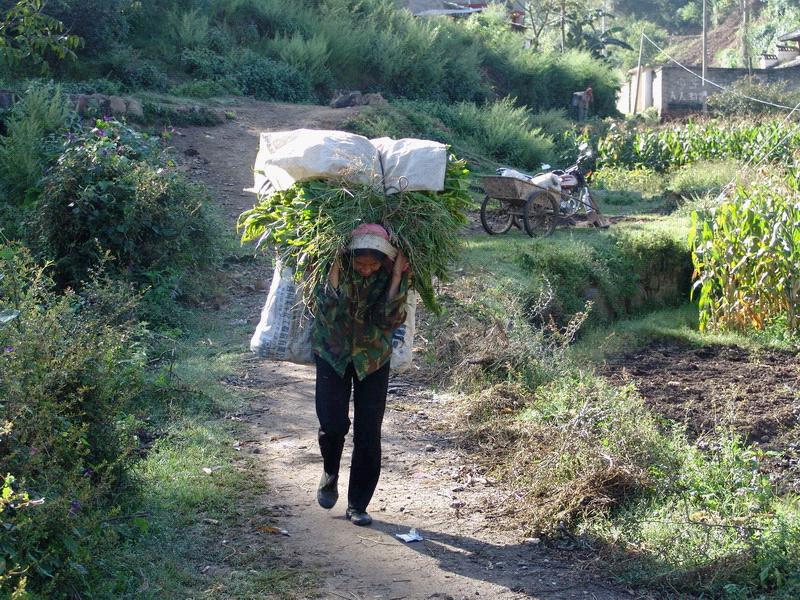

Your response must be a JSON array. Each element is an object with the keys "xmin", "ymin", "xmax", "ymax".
[{"xmin": 314, "ymin": 355, "xmax": 390, "ymax": 512}]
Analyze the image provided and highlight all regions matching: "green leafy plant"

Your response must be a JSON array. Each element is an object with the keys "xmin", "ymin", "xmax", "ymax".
[
  {"xmin": 0, "ymin": 245, "xmax": 146, "ymax": 596},
  {"xmin": 0, "ymin": 0, "xmax": 81, "ymax": 71},
  {"xmin": 597, "ymin": 119, "xmax": 800, "ymax": 172},
  {"xmin": 690, "ymin": 168, "xmax": 800, "ymax": 334},
  {"xmin": 0, "ymin": 82, "xmax": 72, "ymax": 210},
  {"xmin": 30, "ymin": 119, "xmax": 220, "ymax": 305},
  {"xmin": 238, "ymin": 155, "xmax": 471, "ymax": 312}
]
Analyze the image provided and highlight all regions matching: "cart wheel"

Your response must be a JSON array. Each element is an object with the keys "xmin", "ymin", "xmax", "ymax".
[
  {"xmin": 480, "ymin": 195, "xmax": 514, "ymax": 235},
  {"xmin": 523, "ymin": 191, "xmax": 559, "ymax": 237}
]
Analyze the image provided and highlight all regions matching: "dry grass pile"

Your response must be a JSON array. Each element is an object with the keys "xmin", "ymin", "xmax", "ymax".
[{"xmin": 455, "ymin": 377, "xmax": 662, "ymax": 534}]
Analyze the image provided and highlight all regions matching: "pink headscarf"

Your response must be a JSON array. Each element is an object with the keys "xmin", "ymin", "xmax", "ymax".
[
  {"xmin": 349, "ymin": 223, "xmax": 397, "ymax": 260},
  {"xmin": 351, "ymin": 223, "xmax": 390, "ymax": 240}
]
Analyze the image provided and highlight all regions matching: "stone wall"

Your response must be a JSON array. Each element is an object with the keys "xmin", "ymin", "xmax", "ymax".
[{"xmin": 618, "ymin": 65, "xmax": 800, "ymax": 118}]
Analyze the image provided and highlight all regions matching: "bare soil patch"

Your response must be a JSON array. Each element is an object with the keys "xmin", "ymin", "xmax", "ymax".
[{"xmin": 603, "ymin": 341, "xmax": 800, "ymax": 491}]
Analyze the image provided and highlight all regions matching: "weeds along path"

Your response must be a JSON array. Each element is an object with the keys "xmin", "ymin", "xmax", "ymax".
[{"xmin": 172, "ymin": 99, "xmax": 639, "ymax": 599}]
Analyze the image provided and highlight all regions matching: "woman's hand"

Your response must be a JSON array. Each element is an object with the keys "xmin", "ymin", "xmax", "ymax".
[
  {"xmin": 328, "ymin": 256, "xmax": 341, "ymax": 289},
  {"xmin": 388, "ymin": 250, "xmax": 407, "ymax": 301},
  {"xmin": 392, "ymin": 249, "xmax": 408, "ymax": 279}
]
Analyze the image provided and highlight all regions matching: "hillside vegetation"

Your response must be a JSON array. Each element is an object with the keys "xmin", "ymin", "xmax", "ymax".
[{"xmin": 0, "ymin": 0, "xmax": 619, "ymax": 114}]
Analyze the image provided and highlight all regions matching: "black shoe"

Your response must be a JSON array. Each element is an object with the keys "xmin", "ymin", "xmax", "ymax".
[
  {"xmin": 345, "ymin": 506, "xmax": 372, "ymax": 526},
  {"xmin": 317, "ymin": 473, "xmax": 338, "ymax": 509}
]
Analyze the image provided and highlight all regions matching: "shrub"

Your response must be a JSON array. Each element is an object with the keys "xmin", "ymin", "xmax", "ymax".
[
  {"xmin": 167, "ymin": 8, "xmax": 208, "ymax": 50},
  {"xmin": 0, "ymin": 83, "xmax": 71, "ymax": 209},
  {"xmin": 0, "ymin": 245, "xmax": 145, "ymax": 596},
  {"xmin": 180, "ymin": 47, "xmax": 231, "ymax": 78},
  {"xmin": 435, "ymin": 98, "xmax": 555, "ymax": 169},
  {"xmin": 346, "ymin": 98, "xmax": 556, "ymax": 170},
  {"xmin": 101, "ymin": 46, "xmax": 170, "ymax": 91},
  {"xmin": 271, "ymin": 31, "xmax": 332, "ymax": 93},
  {"xmin": 30, "ymin": 119, "xmax": 220, "ymax": 300},
  {"xmin": 707, "ymin": 79, "xmax": 800, "ymax": 117},
  {"xmin": 36, "ymin": 0, "xmax": 129, "ymax": 52},
  {"xmin": 232, "ymin": 51, "xmax": 313, "ymax": 102}
]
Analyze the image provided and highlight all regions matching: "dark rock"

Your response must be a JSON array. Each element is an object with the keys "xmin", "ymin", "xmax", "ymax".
[
  {"xmin": 126, "ymin": 98, "xmax": 144, "ymax": 119},
  {"xmin": 108, "ymin": 95, "xmax": 127, "ymax": 116},
  {"xmin": 330, "ymin": 90, "xmax": 364, "ymax": 108},
  {"xmin": 0, "ymin": 90, "xmax": 15, "ymax": 109}
]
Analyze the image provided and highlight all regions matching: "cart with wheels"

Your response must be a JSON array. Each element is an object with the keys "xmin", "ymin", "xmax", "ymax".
[{"xmin": 479, "ymin": 176, "xmax": 559, "ymax": 237}]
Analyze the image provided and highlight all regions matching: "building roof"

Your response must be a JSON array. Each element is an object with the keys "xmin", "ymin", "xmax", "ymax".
[
  {"xmin": 778, "ymin": 28, "xmax": 800, "ymax": 42},
  {"xmin": 775, "ymin": 56, "xmax": 800, "ymax": 69}
]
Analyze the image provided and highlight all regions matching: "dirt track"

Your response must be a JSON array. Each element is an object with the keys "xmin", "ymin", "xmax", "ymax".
[{"xmin": 171, "ymin": 99, "xmax": 641, "ymax": 599}]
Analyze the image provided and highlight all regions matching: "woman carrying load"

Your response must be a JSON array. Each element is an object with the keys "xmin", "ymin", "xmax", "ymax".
[{"xmin": 312, "ymin": 223, "xmax": 409, "ymax": 526}]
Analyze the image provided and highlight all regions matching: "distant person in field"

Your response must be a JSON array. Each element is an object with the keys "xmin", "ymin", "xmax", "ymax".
[{"xmin": 312, "ymin": 223, "xmax": 409, "ymax": 526}]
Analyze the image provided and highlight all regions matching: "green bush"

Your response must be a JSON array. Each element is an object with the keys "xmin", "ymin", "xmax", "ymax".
[
  {"xmin": 100, "ymin": 46, "xmax": 170, "ymax": 91},
  {"xmin": 180, "ymin": 47, "xmax": 231, "ymax": 78},
  {"xmin": 232, "ymin": 51, "xmax": 313, "ymax": 102},
  {"xmin": 166, "ymin": 7, "xmax": 209, "ymax": 50},
  {"xmin": 30, "ymin": 119, "xmax": 221, "ymax": 301},
  {"xmin": 0, "ymin": 83, "xmax": 72, "ymax": 209},
  {"xmin": 707, "ymin": 79, "xmax": 800, "ymax": 117},
  {"xmin": 271, "ymin": 31, "xmax": 332, "ymax": 93},
  {"xmin": 346, "ymin": 98, "xmax": 556, "ymax": 170},
  {"xmin": 0, "ymin": 245, "xmax": 146, "ymax": 596}
]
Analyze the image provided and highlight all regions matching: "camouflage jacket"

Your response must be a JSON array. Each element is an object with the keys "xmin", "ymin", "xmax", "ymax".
[{"xmin": 312, "ymin": 261, "xmax": 409, "ymax": 380}]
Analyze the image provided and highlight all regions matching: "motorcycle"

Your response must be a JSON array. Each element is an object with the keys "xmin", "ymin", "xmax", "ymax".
[{"xmin": 538, "ymin": 142, "xmax": 609, "ymax": 227}]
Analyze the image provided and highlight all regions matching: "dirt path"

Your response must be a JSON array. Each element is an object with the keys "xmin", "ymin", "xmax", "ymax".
[{"xmin": 172, "ymin": 99, "xmax": 643, "ymax": 600}]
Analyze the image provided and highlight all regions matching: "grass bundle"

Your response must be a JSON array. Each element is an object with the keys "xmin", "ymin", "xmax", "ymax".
[{"xmin": 237, "ymin": 155, "xmax": 471, "ymax": 312}]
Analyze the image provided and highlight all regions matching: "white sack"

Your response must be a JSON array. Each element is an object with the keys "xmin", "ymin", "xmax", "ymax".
[
  {"xmin": 253, "ymin": 129, "xmax": 381, "ymax": 193},
  {"xmin": 389, "ymin": 290, "xmax": 418, "ymax": 372},
  {"xmin": 531, "ymin": 172, "xmax": 561, "ymax": 193},
  {"xmin": 371, "ymin": 137, "xmax": 447, "ymax": 195},
  {"xmin": 251, "ymin": 265, "xmax": 417, "ymax": 371},
  {"xmin": 496, "ymin": 167, "xmax": 532, "ymax": 182},
  {"xmin": 497, "ymin": 168, "xmax": 561, "ymax": 193},
  {"xmin": 250, "ymin": 260, "xmax": 314, "ymax": 365}
]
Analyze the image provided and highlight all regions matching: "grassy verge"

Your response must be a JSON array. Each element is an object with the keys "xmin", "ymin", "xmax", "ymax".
[{"xmin": 88, "ymin": 311, "xmax": 317, "ymax": 599}]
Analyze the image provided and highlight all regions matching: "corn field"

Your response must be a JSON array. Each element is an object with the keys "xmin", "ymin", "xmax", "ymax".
[
  {"xmin": 689, "ymin": 170, "xmax": 800, "ymax": 334},
  {"xmin": 598, "ymin": 120, "xmax": 800, "ymax": 172}
]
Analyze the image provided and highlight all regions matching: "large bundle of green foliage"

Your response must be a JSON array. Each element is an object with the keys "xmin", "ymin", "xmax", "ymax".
[{"xmin": 238, "ymin": 156, "xmax": 471, "ymax": 312}]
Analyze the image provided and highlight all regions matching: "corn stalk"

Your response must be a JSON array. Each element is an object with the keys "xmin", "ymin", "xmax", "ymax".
[{"xmin": 690, "ymin": 169, "xmax": 800, "ymax": 334}]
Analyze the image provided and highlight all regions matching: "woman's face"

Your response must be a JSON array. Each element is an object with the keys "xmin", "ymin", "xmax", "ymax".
[{"xmin": 353, "ymin": 254, "xmax": 383, "ymax": 278}]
